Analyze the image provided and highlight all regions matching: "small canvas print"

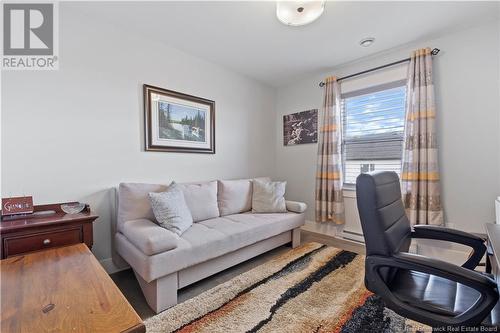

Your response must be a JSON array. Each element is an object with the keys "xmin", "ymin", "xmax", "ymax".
[
  {"xmin": 283, "ymin": 109, "xmax": 318, "ymax": 146},
  {"xmin": 158, "ymin": 101, "xmax": 206, "ymax": 142}
]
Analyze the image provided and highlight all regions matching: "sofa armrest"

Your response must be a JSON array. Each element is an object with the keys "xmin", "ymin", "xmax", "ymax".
[
  {"xmin": 120, "ymin": 219, "xmax": 179, "ymax": 256},
  {"xmin": 286, "ymin": 200, "xmax": 307, "ymax": 213}
]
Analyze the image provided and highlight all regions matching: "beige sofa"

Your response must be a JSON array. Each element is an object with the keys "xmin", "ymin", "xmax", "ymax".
[{"xmin": 114, "ymin": 178, "xmax": 306, "ymax": 313}]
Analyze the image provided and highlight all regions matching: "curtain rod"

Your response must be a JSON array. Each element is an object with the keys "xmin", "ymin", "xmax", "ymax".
[{"xmin": 318, "ymin": 48, "xmax": 440, "ymax": 87}]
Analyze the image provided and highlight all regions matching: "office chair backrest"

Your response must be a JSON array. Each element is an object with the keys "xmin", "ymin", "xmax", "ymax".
[{"xmin": 356, "ymin": 171, "xmax": 412, "ymax": 257}]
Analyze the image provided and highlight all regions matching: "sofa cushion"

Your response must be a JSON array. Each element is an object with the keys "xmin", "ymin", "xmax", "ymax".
[
  {"xmin": 217, "ymin": 177, "xmax": 273, "ymax": 216},
  {"xmin": 222, "ymin": 213, "xmax": 303, "ymax": 230},
  {"xmin": 149, "ymin": 183, "xmax": 193, "ymax": 235},
  {"xmin": 179, "ymin": 181, "xmax": 219, "ymax": 222},
  {"xmin": 252, "ymin": 179, "xmax": 287, "ymax": 213},
  {"xmin": 116, "ymin": 212, "xmax": 305, "ymax": 282},
  {"xmin": 118, "ymin": 182, "xmax": 168, "ymax": 229},
  {"xmin": 120, "ymin": 219, "xmax": 178, "ymax": 256},
  {"xmin": 217, "ymin": 179, "xmax": 253, "ymax": 216}
]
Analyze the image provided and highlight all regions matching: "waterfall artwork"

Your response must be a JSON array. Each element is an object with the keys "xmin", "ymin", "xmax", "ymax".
[
  {"xmin": 158, "ymin": 101, "xmax": 206, "ymax": 142},
  {"xmin": 144, "ymin": 85, "xmax": 215, "ymax": 153}
]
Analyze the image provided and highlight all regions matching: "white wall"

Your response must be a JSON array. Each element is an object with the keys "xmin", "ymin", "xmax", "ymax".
[
  {"xmin": 2, "ymin": 6, "xmax": 499, "ymax": 269},
  {"xmin": 275, "ymin": 20, "xmax": 500, "ymax": 241},
  {"xmin": 1, "ymin": 6, "xmax": 276, "ymax": 264},
  {"xmin": 497, "ymin": 16, "xmax": 500, "ymax": 228}
]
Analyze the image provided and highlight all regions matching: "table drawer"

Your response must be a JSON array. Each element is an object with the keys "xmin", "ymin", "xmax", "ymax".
[{"xmin": 3, "ymin": 227, "xmax": 82, "ymax": 257}]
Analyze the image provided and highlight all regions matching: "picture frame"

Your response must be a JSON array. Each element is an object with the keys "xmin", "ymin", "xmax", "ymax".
[
  {"xmin": 283, "ymin": 109, "xmax": 318, "ymax": 146},
  {"xmin": 144, "ymin": 84, "xmax": 215, "ymax": 153}
]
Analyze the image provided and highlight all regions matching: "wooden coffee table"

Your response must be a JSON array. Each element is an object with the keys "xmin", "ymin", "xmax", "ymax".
[{"xmin": 1, "ymin": 244, "xmax": 145, "ymax": 333}]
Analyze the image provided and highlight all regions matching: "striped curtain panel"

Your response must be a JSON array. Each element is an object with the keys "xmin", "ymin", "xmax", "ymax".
[
  {"xmin": 315, "ymin": 76, "xmax": 345, "ymax": 224},
  {"xmin": 401, "ymin": 48, "xmax": 444, "ymax": 226}
]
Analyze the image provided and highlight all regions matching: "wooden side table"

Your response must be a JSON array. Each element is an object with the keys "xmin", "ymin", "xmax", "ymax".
[
  {"xmin": 1, "ymin": 244, "xmax": 145, "ymax": 333},
  {"xmin": 0, "ymin": 203, "xmax": 98, "ymax": 259}
]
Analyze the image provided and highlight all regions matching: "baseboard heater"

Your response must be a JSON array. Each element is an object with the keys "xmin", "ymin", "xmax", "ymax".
[{"xmin": 340, "ymin": 229, "xmax": 365, "ymax": 243}]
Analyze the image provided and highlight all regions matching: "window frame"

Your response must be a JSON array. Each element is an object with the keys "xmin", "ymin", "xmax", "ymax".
[{"xmin": 340, "ymin": 79, "xmax": 407, "ymax": 187}]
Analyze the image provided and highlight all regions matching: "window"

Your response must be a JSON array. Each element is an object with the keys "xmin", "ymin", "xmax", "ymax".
[{"xmin": 341, "ymin": 81, "xmax": 407, "ymax": 185}]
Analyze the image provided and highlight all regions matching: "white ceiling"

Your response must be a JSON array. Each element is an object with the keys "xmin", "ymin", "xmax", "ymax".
[{"xmin": 70, "ymin": 1, "xmax": 499, "ymax": 87}]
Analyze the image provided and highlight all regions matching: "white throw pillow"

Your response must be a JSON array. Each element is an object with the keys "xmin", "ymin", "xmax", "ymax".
[
  {"xmin": 252, "ymin": 179, "xmax": 287, "ymax": 213},
  {"xmin": 149, "ymin": 183, "xmax": 193, "ymax": 235}
]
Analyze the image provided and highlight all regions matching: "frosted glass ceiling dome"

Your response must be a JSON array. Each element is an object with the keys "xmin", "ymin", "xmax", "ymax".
[{"xmin": 276, "ymin": 1, "xmax": 326, "ymax": 26}]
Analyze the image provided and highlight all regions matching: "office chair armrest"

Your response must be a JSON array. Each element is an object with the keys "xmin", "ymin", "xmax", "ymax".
[
  {"xmin": 366, "ymin": 253, "xmax": 498, "ymax": 327},
  {"xmin": 392, "ymin": 252, "xmax": 496, "ymax": 289},
  {"xmin": 411, "ymin": 225, "xmax": 486, "ymax": 269}
]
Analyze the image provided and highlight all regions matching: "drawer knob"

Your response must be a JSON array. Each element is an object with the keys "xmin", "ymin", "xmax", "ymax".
[{"xmin": 43, "ymin": 239, "xmax": 51, "ymax": 245}]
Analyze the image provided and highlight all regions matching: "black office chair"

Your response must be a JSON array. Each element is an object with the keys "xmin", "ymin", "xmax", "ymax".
[{"xmin": 356, "ymin": 171, "xmax": 499, "ymax": 328}]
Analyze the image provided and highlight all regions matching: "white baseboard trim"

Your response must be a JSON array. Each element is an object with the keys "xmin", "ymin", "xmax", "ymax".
[{"xmin": 99, "ymin": 257, "xmax": 129, "ymax": 275}]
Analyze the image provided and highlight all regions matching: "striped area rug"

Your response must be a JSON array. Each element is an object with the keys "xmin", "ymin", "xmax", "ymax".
[{"xmin": 145, "ymin": 243, "xmax": 429, "ymax": 333}]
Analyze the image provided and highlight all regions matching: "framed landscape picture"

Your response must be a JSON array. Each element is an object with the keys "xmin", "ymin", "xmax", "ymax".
[
  {"xmin": 144, "ymin": 84, "xmax": 215, "ymax": 153},
  {"xmin": 283, "ymin": 109, "xmax": 318, "ymax": 146}
]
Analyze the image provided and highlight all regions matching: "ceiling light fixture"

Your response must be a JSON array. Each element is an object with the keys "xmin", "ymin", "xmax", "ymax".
[
  {"xmin": 276, "ymin": 1, "xmax": 326, "ymax": 27},
  {"xmin": 359, "ymin": 37, "xmax": 375, "ymax": 47}
]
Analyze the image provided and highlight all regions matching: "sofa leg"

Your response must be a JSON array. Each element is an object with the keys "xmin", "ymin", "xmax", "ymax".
[
  {"xmin": 134, "ymin": 271, "xmax": 178, "ymax": 313},
  {"xmin": 292, "ymin": 228, "xmax": 301, "ymax": 248}
]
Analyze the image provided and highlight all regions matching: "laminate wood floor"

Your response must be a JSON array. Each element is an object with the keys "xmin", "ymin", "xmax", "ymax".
[{"xmin": 111, "ymin": 245, "xmax": 292, "ymax": 320}]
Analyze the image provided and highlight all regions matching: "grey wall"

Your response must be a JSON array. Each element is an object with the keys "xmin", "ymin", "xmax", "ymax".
[
  {"xmin": 1, "ymin": 6, "xmax": 277, "ymax": 264},
  {"xmin": 274, "ymin": 20, "xmax": 500, "ymax": 234}
]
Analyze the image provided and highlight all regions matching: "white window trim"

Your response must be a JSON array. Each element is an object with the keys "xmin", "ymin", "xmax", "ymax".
[
  {"xmin": 341, "ymin": 79, "xmax": 407, "ymax": 100},
  {"xmin": 340, "ymin": 63, "xmax": 408, "ymax": 95}
]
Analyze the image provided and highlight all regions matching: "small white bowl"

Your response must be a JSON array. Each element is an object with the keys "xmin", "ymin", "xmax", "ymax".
[{"xmin": 61, "ymin": 203, "xmax": 85, "ymax": 215}]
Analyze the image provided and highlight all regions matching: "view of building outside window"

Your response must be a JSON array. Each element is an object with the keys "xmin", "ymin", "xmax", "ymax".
[{"xmin": 341, "ymin": 85, "xmax": 406, "ymax": 184}]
